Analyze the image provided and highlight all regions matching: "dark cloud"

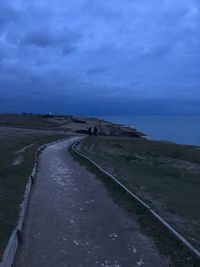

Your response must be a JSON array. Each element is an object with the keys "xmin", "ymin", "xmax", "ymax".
[
  {"xmin": 21, "ymin": 31, "xmax": 56, "ymax": 48},
  {"xmin": 0, "ymin": 2, "xmax": 17, "ymax": 29},
  {"xmin": 86, "ymin": 67, "xmax": 107, "ymax": 75},
  {"xmin": 20, "ymin": 29, "xmax": 80, "ymax": 49},
  {"xmin": 0, "ymin": 0, "xmax": 199, "ymax": 115},
  {"xmin": 141, "ymin": 44, "xmax": 172, "ymax": 59},
  {"xmin": 62, "ymin": 45, "xmax": 75, "ymax": 55}
]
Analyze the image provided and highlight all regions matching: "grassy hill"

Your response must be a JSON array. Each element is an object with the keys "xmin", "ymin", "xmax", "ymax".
[{"xmin": 0, "ymin": 113, "xmax": 145, "ymax": 137}]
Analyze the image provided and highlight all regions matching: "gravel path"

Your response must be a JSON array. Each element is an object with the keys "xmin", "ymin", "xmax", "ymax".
[{"xmin": 14, "ymin": 137, "xmax": 169, "ymax": 267}]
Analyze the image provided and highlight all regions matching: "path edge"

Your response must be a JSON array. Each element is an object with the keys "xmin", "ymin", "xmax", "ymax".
[
  {"xmin": 0, "ymin": 137, "xmax": 73, "ymax": 267},
  {"xmin": 72, "ymin": 140, "xmax": 200, "ymax": 260}
]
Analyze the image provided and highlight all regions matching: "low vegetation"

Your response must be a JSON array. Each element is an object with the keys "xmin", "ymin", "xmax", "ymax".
[
  {"xmin": 1, "ymin": 113, "xmax": 199, "ymax": 266},
  {"xmin": 75, "ymin": 136, "xmax": 200, "ymax": 252},
  {"xmin": 0, "ymin": 113, "xmax": 145, "ymax": 137},
  {"xmin": 0, "ymin": 127, "xmax": 68, "ymax": 257}
]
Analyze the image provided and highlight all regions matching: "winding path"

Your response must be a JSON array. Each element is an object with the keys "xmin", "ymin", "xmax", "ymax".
[{"xmin": 14, "ymin": 137, "xmax": 168, "ymax": 267}]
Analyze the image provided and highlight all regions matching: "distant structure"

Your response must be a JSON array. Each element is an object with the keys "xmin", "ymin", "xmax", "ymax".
[{"xmin": 49, "ymin": 112, "xmax": 52, "ymax": 116}]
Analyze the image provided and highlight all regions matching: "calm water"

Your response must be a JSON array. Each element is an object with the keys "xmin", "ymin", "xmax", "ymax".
[{"xmin": 98, "ymin": 115, "xmax": 200, "ymax": 146}]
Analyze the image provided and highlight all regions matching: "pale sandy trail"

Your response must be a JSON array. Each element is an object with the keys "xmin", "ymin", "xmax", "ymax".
[{"xmin": 13, "ymin": 137, "xmax": 169, "ymax": 267}]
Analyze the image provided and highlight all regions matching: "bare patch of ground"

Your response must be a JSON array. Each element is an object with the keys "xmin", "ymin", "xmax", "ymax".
[
  {"xmin": 11, "ymin": 143, "xmax": 35, "ymax": 166},
  {"xmin": 14, "ymin": 143, "xmax": 35, "ymax": 154},
  {"xmin": 11, "ymin": 155, "xmax": 24, "ymax": 166}
]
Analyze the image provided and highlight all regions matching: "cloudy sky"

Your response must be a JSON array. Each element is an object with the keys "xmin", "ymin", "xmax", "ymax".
[{"xmin": 0, "ymin": 0, "xmax": 199, "ymax": 115}]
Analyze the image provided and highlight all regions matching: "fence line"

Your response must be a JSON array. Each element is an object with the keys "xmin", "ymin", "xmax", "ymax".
[
  {"xmin": 72, "ymin": 141, "xmax": 200, "ymax": 260},
  {"xmin": 0, "ymin": 137, "xmax": 78, "ymax": 267}
]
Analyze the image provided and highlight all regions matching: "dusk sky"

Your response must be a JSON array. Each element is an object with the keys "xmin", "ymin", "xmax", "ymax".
[{"xmin": 0, "ymin": 0, "xmax": 199, "ymax": 115}]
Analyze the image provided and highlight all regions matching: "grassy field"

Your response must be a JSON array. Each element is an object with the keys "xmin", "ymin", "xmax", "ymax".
[
  {"xmin": 75, "ymin": 136, "xmax": 200, "ymax": 252},
  {"xmin": 0, "ymin": 127, "xmax": 68, "ymax": 257},
  {"xmin": 0, "ymin": 114, "xmax": 56, "ymax": 129},
  {"xmin": 0, "ymin": 113, "xmax": 145, "ymax": 137},
  {"xmin": 1, "ymin": 113, "xmax": 199, "ymax": 265}
]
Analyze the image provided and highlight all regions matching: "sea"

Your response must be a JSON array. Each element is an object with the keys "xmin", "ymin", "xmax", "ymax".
[{"xmin": 98, "ymin": 115, "xmax": 200, "ymax": 146}]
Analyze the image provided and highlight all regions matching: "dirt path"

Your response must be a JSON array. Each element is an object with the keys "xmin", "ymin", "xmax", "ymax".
[{"xmin": 13, "ymin": 138, "xmax": 169, "ymax": 267}]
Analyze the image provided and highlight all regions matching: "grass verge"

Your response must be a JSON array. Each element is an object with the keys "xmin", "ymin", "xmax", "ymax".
[
  {"xmin": 0, "ymin": 128, "xmax": 69, "ymax": 257},
  {"xmin": 74, "ymin": 136, "xmax": 200, "ymax": 249},
  {"xmin": 69, "ymin": 137, "xmax": 200, "ymax": 267}
]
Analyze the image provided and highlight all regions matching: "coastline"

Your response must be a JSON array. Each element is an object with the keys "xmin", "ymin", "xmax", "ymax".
[{"xmin": 98, "ymin": 115, "xmax": 200, "ymax": 146}]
